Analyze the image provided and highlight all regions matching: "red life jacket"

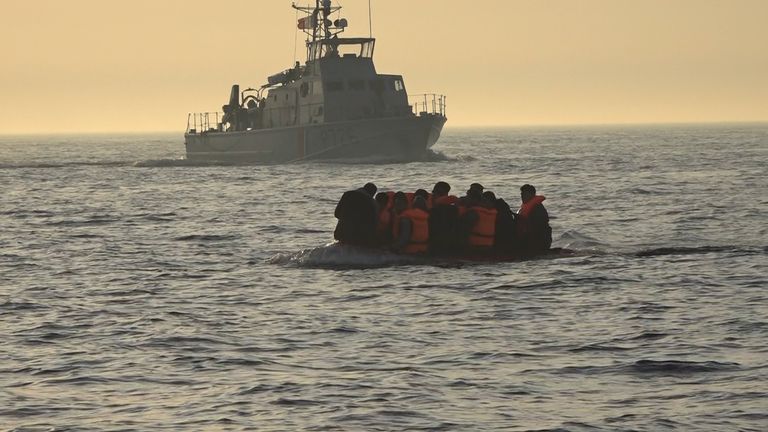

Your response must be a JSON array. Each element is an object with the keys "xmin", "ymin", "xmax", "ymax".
[
  {"xmin": 397, "ymin": 208, "xmax": 430, "ymax": 254},
  {"xmin": 468, "ymin": 206, "xmax": 497, "ymax": 247},
  {"xmin": 516, "ymin": 195, "xmax": 546, "ymax": 235}
]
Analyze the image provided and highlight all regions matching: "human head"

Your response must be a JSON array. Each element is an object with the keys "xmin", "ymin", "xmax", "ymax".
[
  {"xmin": 469, "ymin": 183, "xmax": 484, "ymax": 193},
  {"xmin": 363, "ymin": 182, "xmax": 377, "ymax": 197},
  {"xmin": 414, "ymin": 189, "xmax": 429, "ymax": 201},
  {"xmin": 393, "ymin": 192, "xmax": 408, "ymax": 213},
  {"xmin": 482, "ymin": 191, "xmax": 497, "ymax": 203},
  {"xmin": 466, "ymin": 188, "xmax": 482, "ymax": 202},
  {"xmin": 432, "ymin": 181, "xmax": 451, "ymax": 197},
  {"xmin": 412, "ymin": 196, "xmax": 428, "ymax": 211},
  {"xmin": 375, "ymin": 192, "xmax": 390, "ymax": 208},
  {"xmin": 520, "ymin": 184, "xmax": 536, "ymax": 203}
]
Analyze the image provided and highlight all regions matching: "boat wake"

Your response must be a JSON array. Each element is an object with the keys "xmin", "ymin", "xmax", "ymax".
[
  {"xmin": 268, "ymin": 233, "xmax": 765, "ymax": 269},
  {"xmin": 269, "ymin": 243, "xmax": 580, "ymax": 269},
  {"xmin": 0, "ymin": 149, "xmax": 463, "ymax": 170},
  {"xmin": 557, "ymin": 230, "xmax": 608, "ymax": 251},
  {"xmin": 0, "ymin": 158, "xmax": 248, "ymax": 169},
  {"xmin": 268, "ymin": 242, "xmax": 424, "ymax": 268},
  {"xmin": 307, "ymin": 149, "xmax": 456, "ymax": 165},
  {"xmin": 132, "ymin": 158, "xmax": 242, "ymax": 167}
]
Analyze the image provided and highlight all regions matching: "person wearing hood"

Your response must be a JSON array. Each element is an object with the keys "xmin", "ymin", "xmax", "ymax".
[{"xmin": 334, "ymin": 182, "xmax": 378, "ymax": 246}]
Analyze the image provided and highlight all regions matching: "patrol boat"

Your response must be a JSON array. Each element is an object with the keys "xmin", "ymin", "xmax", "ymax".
[{"xmin": 184, "ymin": 0, "xmax": 447, "ymax": 163}]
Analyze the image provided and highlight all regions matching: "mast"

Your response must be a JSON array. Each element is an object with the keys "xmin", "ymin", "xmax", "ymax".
[{"xmin": 293, "ymin": 1, "xmax": 346, "ymax": 54}]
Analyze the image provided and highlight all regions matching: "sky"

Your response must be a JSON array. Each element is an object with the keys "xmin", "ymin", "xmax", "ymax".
[{"xmin": 2, "ymin": 0, "xmax": 767, "ymax": 133}]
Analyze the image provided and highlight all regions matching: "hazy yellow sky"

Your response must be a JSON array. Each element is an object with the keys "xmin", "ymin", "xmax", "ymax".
[{"xmin": 2, "ymin": 0, "xmax": 767, "ymax": 133}]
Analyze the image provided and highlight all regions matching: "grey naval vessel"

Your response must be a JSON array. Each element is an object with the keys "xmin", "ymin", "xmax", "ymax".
[{"xmin": 184, "ymin": 0, "xmax": 446, "ymax": 163}]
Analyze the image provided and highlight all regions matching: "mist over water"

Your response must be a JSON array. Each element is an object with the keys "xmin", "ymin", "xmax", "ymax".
[{"xmin": 1, "ymin": 125, "xmax": 767, "ymax": 431}]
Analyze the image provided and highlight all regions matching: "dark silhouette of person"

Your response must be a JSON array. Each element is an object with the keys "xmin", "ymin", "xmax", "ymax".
[
  {"xmin": 484, "ymin": 191, "xmax": 516, "ymax": 253},
  {"xmin": 431, "ymin": 181, "xmax": 457, "ymax": 207},
  {"xmin": 516, "ymin": 184, "xmax": 552, "ymax": 254},
  {"xmin": 375, "ymin": 191, "xmax": 394, "ymax": 244},
  {"xmin": 458, "ymin": 182, "xmax": 484, "ymax": 207},
  {"xmin": 334, "ymin": 183, "xmax": 378, "ymax": 246}
]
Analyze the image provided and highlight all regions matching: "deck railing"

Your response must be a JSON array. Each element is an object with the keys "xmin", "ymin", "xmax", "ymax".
[
  {"xmin": 410, "ymin": 94, "xmax": 447, "ymax": 117},
  {"xmin": 186, "ymin": 112, "xmax": 223, "ymax": 134},
  {"xmin": 187, "ymin": 95, "xmax": 446, "ymax": 133}
]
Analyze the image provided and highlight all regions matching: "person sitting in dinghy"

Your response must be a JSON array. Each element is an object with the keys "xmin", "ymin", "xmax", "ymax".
[
  {"xmin": 391, "ymin": 194, "xmax": 430, "ymax": 254},
  {"xmin": 334, "ymin": 183, "xmax": 378, "ymax": 246}
]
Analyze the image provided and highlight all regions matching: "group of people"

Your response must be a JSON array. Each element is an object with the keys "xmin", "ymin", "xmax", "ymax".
[{"xmin": 333, "ymin": 181, "xmax": 553, "ymax": 257}]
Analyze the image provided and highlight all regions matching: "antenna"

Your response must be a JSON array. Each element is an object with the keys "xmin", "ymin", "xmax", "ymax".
[
  {"xmin": 368, "ymin": 0, "xmax": 373, "ymax": 37},
  {"xmin": 293, "ymin": 6, "xmax": 299, "ymax": 63}
]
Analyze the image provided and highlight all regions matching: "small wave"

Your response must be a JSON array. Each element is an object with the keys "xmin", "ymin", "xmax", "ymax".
[
  {"xmin": 631, "ymin": 359, "xmax": 741, "ymax": 374},
  {"xmin": 636, "ymin": 245, "xmax": 741, "ymax": 257},
  {"xmin": 557, "ymin": 230, "xmax": 607, "ymax": 250},
  {"xmin": 174, "ymin": 234, "xmax": 239, "ymax": 242},
  {"xmin": 627, "ymin": 332, "xmax": 669, "ymax": 341},
  {"xmin": 537, "ymin": 359, "xmax": 741, "ymax": 377},
  {"xmin": 271, "ymin": 397, "xmax": 323, "ymax": 406},
  {"xmin": 569, "ymin": 343, "xmax": 633, "ymax": 353},
  {"xmin": 0, "ymin": 160, "xmax": 129, "ymax": 169},
  {"xmin": 132, "ymin": 158, "xmax": 240, "ymax": 167},
  {"xmin": 0, "ymin": 300, "xmax": 44, "ymax": 311},
  {"xmin": 0, "ymin": 158, "xmax": 266, "ymax": 169},
  {"xmin": 0, "ymin": 209, "xmax": 54, "ymax": 218},
  {"xmin": 48, "ymin": 217, "xmax": 120, "ymax": 227},
  {"xmin": 67, "ymin": 233, "xmax": 105, "ymax": 239}
]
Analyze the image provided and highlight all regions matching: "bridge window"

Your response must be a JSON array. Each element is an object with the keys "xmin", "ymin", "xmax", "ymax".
[{"xmin": 393, "ymin": 79, "xmax": 404, "ymax": 92}]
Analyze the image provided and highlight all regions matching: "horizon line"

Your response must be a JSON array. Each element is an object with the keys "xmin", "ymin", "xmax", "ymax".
[{"xmin": 1, "ymin": 120, "xmax": 766, "ymax": 136}]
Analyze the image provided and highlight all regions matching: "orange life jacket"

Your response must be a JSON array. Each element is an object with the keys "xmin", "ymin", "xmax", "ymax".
[
  {"xmin": 397, "ymin": 208, "xmax": 430, "ymax": 254},
  {"xmin": 468, "ymin": 206, "xmax": 497, "ymax": 247},
  {"xmin": 516, "ymin": 195, "xmax": 546, "ymax": 235}
]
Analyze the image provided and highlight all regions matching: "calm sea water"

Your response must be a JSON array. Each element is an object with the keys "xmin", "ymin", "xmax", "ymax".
[{"xmin": 1, "ymin": 125, "xmax": 766, "ymax": 431}]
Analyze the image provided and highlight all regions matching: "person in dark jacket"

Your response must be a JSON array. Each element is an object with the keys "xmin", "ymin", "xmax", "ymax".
[
  {"xmin": 428, "ymin": 183, "xmax": 460, "ymax": 255},
  {"xmin": 483, "ymin": 191, "xmax": 516, "ymax": 253},
  {"xmin": 516, "ymin": 184, "xmax": 552, "ymax": 254},
  {"xmin": 334, "ymin": 183, "xmax": 378, "ymax": 246}
]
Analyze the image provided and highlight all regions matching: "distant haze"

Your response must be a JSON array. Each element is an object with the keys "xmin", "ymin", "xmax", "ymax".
[{"xmin": 2, "ymin": 0, "xmax": 767, "ymax": 133}]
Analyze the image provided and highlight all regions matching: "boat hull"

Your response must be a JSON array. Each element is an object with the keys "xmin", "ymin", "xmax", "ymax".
[{"xmin": 184, "ymin": 115, "xmax": 446, "ymax": 163}]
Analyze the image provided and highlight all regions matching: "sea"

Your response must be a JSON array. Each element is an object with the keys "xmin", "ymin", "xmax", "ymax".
[{"xmin": 1, "ymin": 124, "xmax": 766, "ymax": 431}]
